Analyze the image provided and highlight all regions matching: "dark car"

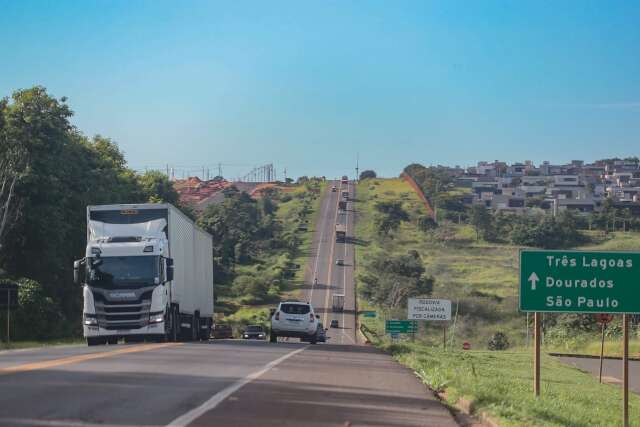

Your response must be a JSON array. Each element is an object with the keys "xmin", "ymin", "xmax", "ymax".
[
  {"xmin": 212, "ymin": 324, "xmax": 233, "ymax": 339},
  {"xmin": 330, "ymin": 319, "xmax": 339, "ymax": 328},
  {"xmin": 242, "ymin": 325, "xmax": 267, "ymax": 340},
  {"xmin": 316, "ymin": 323, "xmax": 327, "ymax": 342}
]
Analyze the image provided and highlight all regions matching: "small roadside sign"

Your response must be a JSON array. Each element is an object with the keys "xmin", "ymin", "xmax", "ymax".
[
  {"xmin": 462, "ymin": 342, "xmax": 471, "ymax": 350},
  {"xmin": 520, "ymin": 250, "xmax": 640, "ymax": 313},
  {"xmin": 0, "ymin": 283, "xmax": 18, "ymax": 309},
  {"xmin": 385, "ymin": 320, "xmax": 416, "ymax": 334},
  {"xmin": 408, "ymin": 298, "xmax": 451, "ymax": 320},
  {"xmin": 360, "ymin": 311, "xmax": 376, "ymax": 318}
]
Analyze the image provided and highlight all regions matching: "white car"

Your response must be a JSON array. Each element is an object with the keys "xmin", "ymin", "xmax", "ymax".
[{"xmin": 270, "ymin": 301, "xmax": 320, "ymax": 344}]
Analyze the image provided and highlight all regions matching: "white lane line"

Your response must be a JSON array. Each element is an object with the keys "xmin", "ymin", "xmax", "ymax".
[
  {"xmin": 309, "ymin": 185, "xmax": 331, "ymax": 302},
  {"xmin": 165, "ymin": 346, "xmax": 307, "ymax": 427}
]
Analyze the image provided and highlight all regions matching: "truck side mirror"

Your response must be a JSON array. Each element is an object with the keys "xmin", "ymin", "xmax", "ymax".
[
  {"xmin": 73, "ymin": 259, "xmax": 85, "ymax": 285},
  {"xmin": 166, "ymin": 258, "xmax": 174, "ymax": 282}
]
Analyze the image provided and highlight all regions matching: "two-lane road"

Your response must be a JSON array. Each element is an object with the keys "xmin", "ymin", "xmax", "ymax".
[{"xmin": 305, "ymin": 180, "xmax": 356, "ymax": 345}]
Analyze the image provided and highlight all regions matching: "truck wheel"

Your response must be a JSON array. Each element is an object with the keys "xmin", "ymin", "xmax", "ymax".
[
  {"xmin": 310, "ymin": 335, "xmax": 317, "ymax": 345},
  {"xmin": 270, "ymin": 332, "xmax": 277, "ymax": 343},
  {"xmin": 170, "ymin": 309, "xmax": 179, "ymax": 342},
  {"xmin": 107, "ymin": 337, "xmax": 118, "ymax": 345},
  {"xmin": 192, "ymin": 315, "xmax": 199, "ymax": 341},
  {"xmin": 87, "ymin": 337, "xmax": 106, "ymax": 346}
]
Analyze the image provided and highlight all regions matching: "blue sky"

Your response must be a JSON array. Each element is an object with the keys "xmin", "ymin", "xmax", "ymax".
[{"xmin": 1, "ymin": 1, "xmax": 639, "ymax": 179}]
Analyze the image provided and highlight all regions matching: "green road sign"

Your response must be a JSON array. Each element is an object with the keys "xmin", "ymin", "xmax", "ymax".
[
  {"xmin": 385, "ymin": 320, "xmax": 416, "ymax": 333},
  {"xmin": 361, "ymin": 311, "xmax": 376, "ymax": 318},
  {"xmin": 520, "ymin": 250, "xmax": 640, "ymax": 313}
]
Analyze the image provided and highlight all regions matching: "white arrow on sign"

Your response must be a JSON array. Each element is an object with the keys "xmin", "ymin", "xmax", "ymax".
[{"xmin": 528, "ymin": 272, "xmax": 539, "ymax": 290}]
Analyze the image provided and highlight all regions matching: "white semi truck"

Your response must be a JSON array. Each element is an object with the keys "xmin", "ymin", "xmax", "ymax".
[{"xmin": 74, "ymin": 203, "xmax": 214, "ymax": 346}]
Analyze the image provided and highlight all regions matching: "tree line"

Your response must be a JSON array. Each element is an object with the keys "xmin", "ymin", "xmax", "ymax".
[{"xmin": 0, "ymin": 86, "xmax": 181, "ymax": 340}]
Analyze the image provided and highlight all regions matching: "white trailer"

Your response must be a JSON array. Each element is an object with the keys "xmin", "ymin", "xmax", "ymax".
[
  {"xmin": 332, "ymin": 294, "xmax": 345, "ymax": 312},
  {"xmin": 74, "ymin": 203, "xmax": 213, "ymax": 345}
]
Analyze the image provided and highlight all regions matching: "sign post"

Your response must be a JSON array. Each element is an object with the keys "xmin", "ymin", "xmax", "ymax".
[
  {"xmin": 0, "ymin": 283, "xmax": 19, "ymax": 347},
  {"xmin": 623, "ymin": 314, "xmax": 629, "ymax": 427},
  {"xmin": 520, "ymin": 250, "xmax": 639, "ymax": 422},
  {"xmin": 595, "ymin": 313, "xmax": 614, "ymax": 383}
]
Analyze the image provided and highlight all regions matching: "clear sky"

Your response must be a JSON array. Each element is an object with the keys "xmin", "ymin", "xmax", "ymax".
[{"xmin": 1, "ymin": 1, "xmax": 639, "ymax": 179}]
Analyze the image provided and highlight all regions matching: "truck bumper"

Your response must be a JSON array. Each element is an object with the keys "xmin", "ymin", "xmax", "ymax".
[{"xmin": 84, "ymin": 321, "xmax": 165, "ymax": 338}]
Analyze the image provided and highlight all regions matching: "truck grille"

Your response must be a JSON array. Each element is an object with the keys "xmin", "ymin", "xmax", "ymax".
[{"xmin": 93, "ymin": 290, "xmax": 153, "ymax": 330}]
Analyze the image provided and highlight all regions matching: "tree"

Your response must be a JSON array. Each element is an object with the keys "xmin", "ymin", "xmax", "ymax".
[
  {"xmin": 359, "ymin": 251, "xmax": 434, "ymax": 308},
  {"xmin": 137, "ymin": 170, "xmax": 180, "ymax": 204},
  {"xmin": 469, "ymin": 204, "xmax": 493, "ymax": 240},
  {"xmin": 359, "ymin": 170, "xmax": 377, "ymax": 180},
  {"xmin": 374, "ymin": 201, "xmax": 409, "ymax": 237},
  {"xmin": 0, "ymin": 99, "xmax": 27, "ymax": 249}
]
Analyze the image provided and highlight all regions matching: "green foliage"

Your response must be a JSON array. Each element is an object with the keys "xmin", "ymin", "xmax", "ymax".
[
  {"xmin": 137, "ymin": 170, "xmax": 180, "ymax": 204},
  {"xmin": 417, "ymin": 215, "xmax": 437, "ymax": 231},
  {"xmin": 359, "ymin": 169, "xmax": 377, "ymax": 180},
  {"xmin": 403, "ymin": 163, "xmax": 452, "ymax": 200},
  {"xmin": 487, "ymin": 332, "xmax": 510, "ymax": 350},
  {"xmin": 0, "ymin": 86, "xmax": 193, "ymax": 339},
  {"xmin": 510, "ymin": 211, "xmax": 584, "ymax": 248},
  {"xmin": 359, "ymin": 250, "xmax": 434, "ymax": 308},
  {"xmin": 10, "ymin": 278, "xmax": 68, "ymax": 340},
  {"xmin": 469, "ymin": 204, "xmax": 493, "ymax": 240},
  {"xmin": 373, "ymin": 200, "xmax": 409, "ymax": 237}
]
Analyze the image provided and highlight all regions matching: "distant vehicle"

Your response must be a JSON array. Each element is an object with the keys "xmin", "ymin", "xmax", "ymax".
[
  {"xmin": 74, "ymin": 203, "xmax": 214, "ymax": 346},
  {"xmin": 331, "ymin": 186, "xmax": 337, "ymax": 192},
  {"xmin": 330, "ymin": 319, "xmax": 339, "ymax": 328},
  {"xmin": 341, "ymin": 176, "xmax": 348, "ymax": 184},
  {"xmin": 338, "ymin": 200, "xmax": 347, "ymax": 211},
  {"xmin": 335, "ymin": 224, "xmax": 346, "ymax": 242},
  {"xmin": 341, "ymin": 190, "xmax": 348, "ymax": 199},
  {"xmin": 271, "ymin": 301, "xmax": 320, "ymax": 344},
  {"xmin": 242, "ymin": 325, "xmax": 267, "ymax": 340},
  {"xmin": 213, "ymin": 324, "xmax": 233, "ymax": 339},
  {"xmin": 332, "ymin": 294, "xmax": 344, "ymax": 312},
  {"xmin": 336, "ymin": 259, "xmax": 344, "ymax": 266}
]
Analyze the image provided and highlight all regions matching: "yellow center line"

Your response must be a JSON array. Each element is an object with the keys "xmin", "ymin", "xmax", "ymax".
[{"xmin": 0, "ymin": 342, "xmax": 182, "ymax": 376}]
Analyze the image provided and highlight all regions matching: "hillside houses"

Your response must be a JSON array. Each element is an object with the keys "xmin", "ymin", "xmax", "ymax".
[{"xmin": 448, "ymin": 158, "xmax": 640, "ymax": 215}]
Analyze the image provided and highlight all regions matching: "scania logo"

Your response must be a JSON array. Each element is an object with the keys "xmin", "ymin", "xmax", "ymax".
[{"xmin": 109, "ymin": 292, "xmax": 136, "ymax": 299}]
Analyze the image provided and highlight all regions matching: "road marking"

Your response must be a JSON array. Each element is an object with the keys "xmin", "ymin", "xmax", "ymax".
[
  {"xmin": 0, "ymin": 419, "xmax": 151, "ymax": 427},
  {"xmin": 309, "ymin": 183, "xmax": 332, "ymax": 301},
  {"xmin": 166, "ymin": 346, "xmax": 307, "ymax": 427},
  {"xmin": 0, "ymin": 342, "xmax": 181, "ymax": 376},
  {"xmin": 323, "ymin": 181, "xmax": 342, "ymax": 327}
]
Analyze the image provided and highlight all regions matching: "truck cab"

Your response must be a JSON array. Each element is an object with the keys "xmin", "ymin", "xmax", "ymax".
[{"xmin": 74, "ymin": 204, "xmax": 213, "ymax": 346}]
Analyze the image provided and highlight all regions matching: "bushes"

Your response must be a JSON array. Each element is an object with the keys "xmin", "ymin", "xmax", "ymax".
[
  {"xmin": 0, "ymin": 277, "xmax": 73, "ymax": 341},
  {"xmin": 488, "ymin": 332, "xmax": 510, "ymax": 350}
]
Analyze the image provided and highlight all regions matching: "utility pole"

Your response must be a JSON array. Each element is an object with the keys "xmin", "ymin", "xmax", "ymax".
[
  {"xmin": 356, "ymin": 152, "xmax": 359, "ymax": 182},
  {"xmin": 218, "ymin": 163, "xmax": 223, "ymax": 178}
]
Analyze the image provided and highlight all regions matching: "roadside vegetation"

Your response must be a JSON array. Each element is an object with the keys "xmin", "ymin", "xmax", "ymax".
[
  {"xmin": 355, "ymin": 169, "xmax": 640, "ymax": 426},
  {"xmin": 356, "ymin": 170, "xmax": 640, "ymax": 351},
  {"xmin": 379, "ymin": 341, "xmax": 640, "ymax": 427},
  {"xmin": 201, "ymin": 180, "xmax": 323, "ymax": 335},
  {"xmin": 0, "ymin": 86, "xmax": 186, "ymax": 343}
]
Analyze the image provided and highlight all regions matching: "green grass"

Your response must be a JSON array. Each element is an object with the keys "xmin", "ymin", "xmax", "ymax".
[{"xmin": 380, "ymin": 341, "xmax": 640, "ymax": 427}]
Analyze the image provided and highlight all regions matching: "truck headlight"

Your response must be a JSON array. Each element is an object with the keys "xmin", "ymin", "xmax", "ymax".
[
  {"xmin": 84, "ymin": 314, "xmax": 97, "ymax": 326},
  {"xmin": 258, "ymin": 333, "xmax": 265, "ymax": 338},
  {"xmin": 149, "ymin": 312, "xmax": 164, "ymax": 323}
]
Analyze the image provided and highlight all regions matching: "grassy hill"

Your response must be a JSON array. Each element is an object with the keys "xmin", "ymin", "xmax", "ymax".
[{"xmin": 354, "ymin": 178, "xmax": 640, "ymax": 351}]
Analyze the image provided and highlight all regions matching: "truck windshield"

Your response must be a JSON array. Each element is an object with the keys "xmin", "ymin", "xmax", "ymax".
[{"xmin": 88, "ymin": 256, "xmax": 158, "ymax": 288}]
